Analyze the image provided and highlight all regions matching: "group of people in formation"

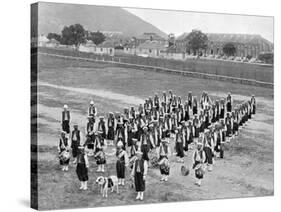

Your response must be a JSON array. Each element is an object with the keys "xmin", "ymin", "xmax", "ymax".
[{"xmin": 58, "ymin": 91, "xmax": 257, "ymax": 199}]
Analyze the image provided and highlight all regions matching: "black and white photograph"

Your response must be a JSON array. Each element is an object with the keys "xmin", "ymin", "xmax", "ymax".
[{"xmin": 30, "ymin": 1, "xmax": 274, "ymax": 210}]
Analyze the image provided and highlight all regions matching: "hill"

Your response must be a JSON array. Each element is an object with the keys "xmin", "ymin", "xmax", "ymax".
[{"xmin": 35, "ymin": 2, "xmax": 167, "ymax": 38}]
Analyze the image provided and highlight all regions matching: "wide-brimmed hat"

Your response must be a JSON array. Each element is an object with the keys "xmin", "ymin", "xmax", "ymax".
[{"xmin": 90, "ymin": 100, "xmax": 94, "ymax": 105}]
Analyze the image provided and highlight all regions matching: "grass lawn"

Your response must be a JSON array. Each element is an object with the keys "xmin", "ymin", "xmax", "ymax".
[{"xmin": 35, "ymin": 54, "xmax": 274, "ymax": 210}]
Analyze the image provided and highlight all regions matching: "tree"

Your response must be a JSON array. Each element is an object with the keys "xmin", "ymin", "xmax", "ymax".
[
  {"xmin": 60, "ymin": 24, "xmax": 86, "ymax": 48},
  {"xmin": 87, "ymin": 31, "xmax": 106, "ymax": 45},
  {"xmin": 47, "ymin": 33, "xmax": 61, "ymax": 43},
  {"xmin": 222, "ymin": 43, "xmax": 236, "ymax": 56},
  {"xmin": 185, "ymin": 30, "xmax": 208, "ymax": 55}
]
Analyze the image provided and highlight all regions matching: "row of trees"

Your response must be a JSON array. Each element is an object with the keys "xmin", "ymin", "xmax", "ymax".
[{"xmin": 47, "ymin": 24, "xmax": 106, "ymax": 48}]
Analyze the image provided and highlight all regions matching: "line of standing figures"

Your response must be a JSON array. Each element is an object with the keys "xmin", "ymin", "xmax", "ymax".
[{"xmin": 58, "ymin": 90, "xmax": 256, "ymax": 200}]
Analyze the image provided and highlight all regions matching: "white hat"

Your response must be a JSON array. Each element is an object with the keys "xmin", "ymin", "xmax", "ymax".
[
  {"xmin": 90, "ymin": 100, "xmax": 94, "ymax": 105},
  {"xmin": 63, "ymin": 104, "xmax": 68, "ymax": 109},
  {"xmin": 117, "ymin": 140, "xmax": 123, "ymax": 147}
]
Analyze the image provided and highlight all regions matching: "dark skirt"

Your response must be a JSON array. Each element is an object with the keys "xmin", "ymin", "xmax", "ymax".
[
  {"xmin": 193, "ymin": 107, "xmax": 198, "ymax": 115},
  {"xmin": 134, "ymin": 172, "xmax": 145, "ymax": 192},
  {"xmin": 183, "ymin": 140, "xmax": 189, "ymax": 152},
  {"xmin": 199, "ymin": 123, "xmax": 205, "ymax": 133},
  {"xmin": 176, "ymin": 142, "xmax": 184, "ymax": 158},
  {"xmin": 253, "ymin": 105, "xmax": 256, "ymax": 114},
  {"xmin": 220, "ymin": 109, "xmax": 225, "ymax": 119},
  {"xmin": 194, "ymin": 127, "xmax": 200, "ymax": 138},
  {"xmin": 226, "ymin": 124, "xmax": 231, "ymax": 137},
  {"xmin": 116, "ymin": 160, "xmax": 125, "ymax": 179},
  {"xmin": 141, "ymin": 144, "xmax": 150, "ymax": 161},
  {"xmin": 62, "ymin": 120, "xmax": 70, "ymax": 134},
  {"xmin": 233, "ymin": 122, "xmax": 239, "ymax": 133},
  {"xmin": 226, "ymin": 102, "xmax": 232, "ymax": 112},
  {"xmin": 71, "ymin": 140, "xmax": 79, "ymax": 158},
  {"xmin": 203, "ymin": 147, "xmax": 213, "ymax": 165},
  {"xmin": 184, "ymin": 111, "xmax": 190, "ymax": 121},
  {"xmin": 107, "ymin": 127, "xmax": 115, "ymax": 140},
  {"xmin": 76, "ymin": 163, "xmax": 88, "ymax": 181},
  {"xmin": 222, "ymin": 131, "xmax": 226, "ymax": 142},
  {"xmin": 188, "ymin": 134, "xmax": 193, "ymax": 144}
]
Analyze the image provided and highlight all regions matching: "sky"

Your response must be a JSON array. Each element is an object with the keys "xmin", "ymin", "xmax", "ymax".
[{"xmin": 124, "ymin": 8, "xmax": 274, "ymax": 43}]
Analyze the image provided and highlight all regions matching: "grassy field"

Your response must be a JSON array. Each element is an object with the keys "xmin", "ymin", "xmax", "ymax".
[{"xmin": 35, "ymin": 54, "xmax": 274, "ymax": 210}]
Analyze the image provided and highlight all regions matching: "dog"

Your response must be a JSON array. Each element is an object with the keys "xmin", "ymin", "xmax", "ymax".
[{"xmin": 95, "ymin": 175, "xmax": 119, "ymax": 198}]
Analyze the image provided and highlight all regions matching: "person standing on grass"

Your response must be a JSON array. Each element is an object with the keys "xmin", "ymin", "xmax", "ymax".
[
  {"xmin": 97, "ymin": 116, "xmax": 106, "ymax": 140},
  {"xmin": 131, "ymin": 150, "xmax": 148, "ymax": 201},
  {"xmin": 226, "ymin": 92, "xmax": 233, "ymax": 113},
  {"xmin": 88, "ymin": 100, "xmax": 97, "ymax": 123},
  {"xmin": 107, "ymin": 112, "xmax": 115, "ymax": 141},
  {"xmin": 71, "ymin": 124, "xmax": 81, "ymax": 164},
  {"xmin": 158, "ymin": 139, "xmax": 171, "ymax": 182},
  {"xmin": 61, "ymin": 104, "xmax": 70, "ymax": 135},
  {"xmin": 175, "ymin": 125, "xmax": 185, "ymax": 163},
  {"xmin": 94, "ymin": 131, "xmax": 106, "ymax": 172},
  {"xmin": 192, "ymin": 96, "xmax": 198, "ymax": 116},
  {"xmin": 85, "ymin": 116, "xmax": 95, "ymax": 156},
  {"xmin": 116, "ymin": 141, "xmax": 129, "ymax": 186},
  {"xmin": 140, "ymin": 126, "xmax": 151, "ymax": 161},
  {"xmin": 251, "ymin": 95, "xmax": 256, "ymax": 115},
  {"xmin": 225, "ymin": 112, "xmax": 232, "ymax": 141},
  {"xmin": 203, "ymin": 130, "xmax": 214, "ymax": 171},
  {"xmin": 58, "ymin": 131, "xmax": 70, "ymax": 171},
  {"xmin": 192, "ymin": 141, "xmax": 206, "ymax": 186},
  {"xmin": 76, "ymin": 146, "xmax": 89, "ymax": 190},
  {"xmin": 219, "ymin": 98, "xmax": 226, "ymax": 119}
]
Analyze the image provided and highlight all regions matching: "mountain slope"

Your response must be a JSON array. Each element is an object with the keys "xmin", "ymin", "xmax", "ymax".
[{"xmin": 36, "ymin": 2, "xmax": 167, "ymax": 38}]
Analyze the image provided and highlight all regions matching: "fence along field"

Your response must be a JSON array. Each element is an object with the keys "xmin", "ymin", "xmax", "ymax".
[{"xmin": 37, "ymin": 47, "xmax": 273, "ymax": 88}]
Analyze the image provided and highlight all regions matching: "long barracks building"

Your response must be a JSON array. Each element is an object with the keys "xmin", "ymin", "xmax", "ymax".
[{"xmin": 176, "ymin": 32, "xmax": 273, "ymax": 58}]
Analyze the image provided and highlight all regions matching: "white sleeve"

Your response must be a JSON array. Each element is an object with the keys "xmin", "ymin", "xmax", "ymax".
[{"xmin": 143, "ymin": 160, "xmax": 148, "ymax": 176}]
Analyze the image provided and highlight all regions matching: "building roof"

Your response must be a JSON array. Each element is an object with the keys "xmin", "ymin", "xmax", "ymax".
[
  {"xmin": 98, "ymin": 40, "xmax": 115, "ymax": 48},
  {"xmin": 136, "ymin": 32, "xmax": 166, "ymax": 41},
  {"xmin": 161, "ymin": 45, "xmax": 185, "ymax": 53},
  {"xmin": 206, "ymin": 33, "xmax": 272, "ymax": 45},
  {"xmin": 176, "ymin": 32, "xmax": 273, "ymax": 46},
  {"xmin": 137, "ymin": 40, "xmax": 167, "ymax": 50},
  {"xmin": 47, "ymin": 38, "xmax": 59, "ymax": 44},
  {"xmin": 84, "ymin": 40, "xmax": 96, "ymax": 47}
]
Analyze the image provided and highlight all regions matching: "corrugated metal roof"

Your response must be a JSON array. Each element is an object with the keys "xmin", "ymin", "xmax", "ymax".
[
  {"xmin": 176, "ymin": 32, "xmax": 272, "ymax": 45},
  {"xmin": 137, "ymin": 40, "xmax": 166, "ymax": 50},
  {"xmin": 136, "ymin": 32, "xmax": 166, "ymax": 41}
]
